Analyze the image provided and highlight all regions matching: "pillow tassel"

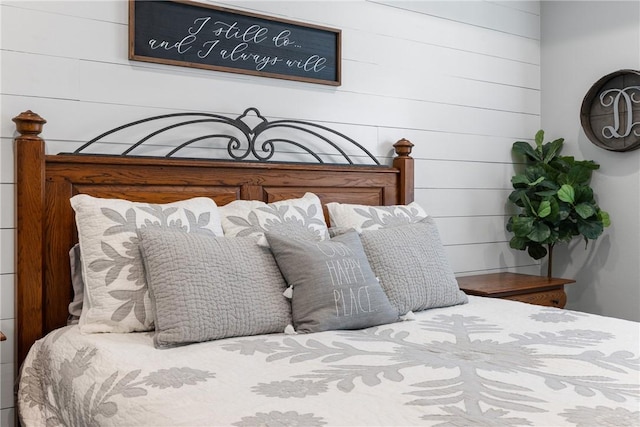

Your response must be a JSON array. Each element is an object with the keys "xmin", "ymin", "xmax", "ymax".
[
  {"xmin": 256, "ymin": 235, "xmax": 270, "ymax": 248},
  {"xmin": 400, "ymin": 311, "xmax": 416, "ymax": 321},
  {"xmin": 283, "ymin": 285, "xmax": 293, "ymax": 299}
]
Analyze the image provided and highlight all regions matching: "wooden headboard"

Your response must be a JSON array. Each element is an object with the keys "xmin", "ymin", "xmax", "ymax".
[{"xmin": 12, "ymin": 109, "xmax": 414, "ymax": 366}]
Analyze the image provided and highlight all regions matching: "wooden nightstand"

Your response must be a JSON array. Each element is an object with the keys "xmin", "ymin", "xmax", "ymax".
[{"xmin": 456, "ymin": 272, "xmax": 576, "ymax": 308}]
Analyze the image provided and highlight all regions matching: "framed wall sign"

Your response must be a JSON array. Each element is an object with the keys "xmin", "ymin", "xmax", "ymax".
[
  {"xmin": 129, "ymin": 0, "xmax": 341, "ymax": 86},
  {"xmin": 580, "ymin": 69, "xmax": 640, "ymax": 152}
]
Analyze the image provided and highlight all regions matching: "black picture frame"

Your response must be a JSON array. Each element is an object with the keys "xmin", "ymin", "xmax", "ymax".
[{"xmin": 129, "ymin": 0, "xmax": 342, "ymax": 86}]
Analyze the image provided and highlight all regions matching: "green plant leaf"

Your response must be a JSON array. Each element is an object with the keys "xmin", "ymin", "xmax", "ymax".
[
  {"xmin": 529, "ymin": 176, "xmax": 545, "ymax": 186},
  {"xmin": 537, "ymin": 200, "xmax": 551, "ymax": 218},
  {"xmin": 557, "ymin": 184, "xmax": 575, "ymax": 204},
  {"xmin": 574, "ymin": 185, "xmax": 594, "ymax": 204},
  {"xmin": 598, "ymin": 210, "xmax": 611, "ymax": 227},
  {"xmin": 511, "ymin": 216, "xmax": 534, "ymax": 237},
  {"xmin": 575, "ymin": 203, "xmax": 596, "ymax": 219},
  {"xmin": 506, "ymin": 217, "xmax": 514, "ymax": 232},
  {"xmin": 538, "ymin": 179, "xmax": 559, "ymax": 190},
  {"xmin": 511, "ymin": 174, "xmax": 530, "ymax": 187},
  {"xmin": 566, "ymin": 165, "xmax": 592, "ymax": 185},
  {"xmin": 575, "ymin": 159, "xmax": 600, "ymax": 170},
  {"xmin": 512, "ymin": 141, "xmax": 539, "ymax": 162},
  {"xmin": 545, "ymin": 197, "xmax": 561, "ymax": 223},
  {"xmin": 527, "ymin": 221, "xmax": 551, "ymax": 242},
  {"xmin": 527, "ymin": 243, "xmax": 547, "ymax": 260},
  {"xmin": 542, "ymin": 138, "xmax": 564, "ymax": 163},
  {"xmin": 545, "ymin": 228, "xmax": 559, "ymax": 245},
  {"xmin": 556, "ymin": 172, "xmax": 569, "ymax": 185},
  {"xmin": 557, "ymin": 221, "xmax": 579, "ymax": 242},
  {"xmin": 508, "ymin": 189, "xmax": 526, "ymax": 207},
  {"xmin": 577, "ymin": 218, "xmax": 604, "ymax": 240},
  {"xmin": 535, "ymin": 190, "xmax": 558, "ymax": 197},
  {"xmin": 525, "ymin": 165, "xmax": 548, "ymax": 182},
  {"xmin": 557, "ymin": 203, "xmax": 571, "ymax": 221},
  {"xmin": 534, "ymin": 129, "xmax": 544, "ymax": 147},
  {"xmin": 511, "ymin": 173, "xmax": 544, "ymax": 189},
  {"xmin": 509, "ymin": 236, "xmax": 528, "ymax": 250},
  {"xmin": 551, "ymin": 156, "xmax": 572, "ymax": 173},
  {"xmin": 520, "ymin": 193, "xmax": 536, "ymax": 216}
]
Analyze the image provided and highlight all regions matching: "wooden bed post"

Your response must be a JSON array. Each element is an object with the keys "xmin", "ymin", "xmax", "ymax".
[
  {"xmin": 12, "ymin": 111, "xmax": 47, "ymax": 366},
  {"xmin": 392, "ymin": 138, "xmax": 414, "ymax": 204}
]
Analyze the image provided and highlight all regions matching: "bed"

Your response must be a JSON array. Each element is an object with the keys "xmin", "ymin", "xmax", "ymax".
[{"xmin": 12, "ymin": 108, "xmax": 640, "ymax": 426}]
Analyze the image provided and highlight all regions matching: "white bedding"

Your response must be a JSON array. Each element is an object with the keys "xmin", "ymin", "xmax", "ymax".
[{"xmin": 18, "ymin": 296, "xmax": 640, "ymax": 426}]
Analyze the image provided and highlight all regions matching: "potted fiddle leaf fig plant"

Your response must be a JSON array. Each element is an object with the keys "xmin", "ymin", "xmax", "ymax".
[{"xmin": 506, "ymin": 130, "xmax": 611, "ymax": 278}]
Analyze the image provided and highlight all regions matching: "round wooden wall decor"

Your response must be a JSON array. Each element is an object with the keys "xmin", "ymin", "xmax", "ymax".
[{"xmin": 580, "ymin": 69, "xmax": 640, "ymax": 152}]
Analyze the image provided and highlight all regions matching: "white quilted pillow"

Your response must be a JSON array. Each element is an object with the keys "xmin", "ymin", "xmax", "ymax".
[
  {"xmin": 326, "ymin": 201, "xmax": 428, "ymax": 232},
  {"xmin": 218, "ymin": 192, "xmax": 329, "ymax": 242},
  {"xmin": 71, "ymin": 194, "xmax": 223, "ymax": 333}
]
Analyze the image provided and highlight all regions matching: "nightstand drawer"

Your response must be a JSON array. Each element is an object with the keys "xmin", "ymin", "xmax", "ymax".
[{"xmin": 503, "ymin": 289, "xmax": 567, "ymax": 308}]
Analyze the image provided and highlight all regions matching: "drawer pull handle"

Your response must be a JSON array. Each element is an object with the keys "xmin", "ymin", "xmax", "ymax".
[{"xmin": 551, "ymin": 299, "xmax": 560, "ymax": 305}]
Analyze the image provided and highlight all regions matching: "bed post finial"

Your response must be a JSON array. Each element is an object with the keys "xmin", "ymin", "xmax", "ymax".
[
  {"xmin": 13, "ymin": 110, "xmax": 47, "ymax": 138},
  {"xmin": 13, "ymin": 110, "xmax": 47, "ymax": 367},
  {"xmin": 392, "ymin": 139, "xmax": 414, "ymax": 205},
  {"xmin": 393, "ymin": 138, "xmax": 413, "ymax": 158}
]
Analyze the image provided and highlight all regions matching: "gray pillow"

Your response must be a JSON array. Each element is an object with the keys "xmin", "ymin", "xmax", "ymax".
[
  {"xmin": 360, "ymin": 217, "xmax": 468, "ymax": 315},
  {"xmin": 265, "ymin": 230, "xmax": 398, "ymax": 333},
  {"xmin": 138, "ymin": 228, "xmax": 291, "ymax": 348}
]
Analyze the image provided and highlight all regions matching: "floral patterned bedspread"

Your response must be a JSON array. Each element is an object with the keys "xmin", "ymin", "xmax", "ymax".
[{"xmin": 18, "ymin": 296, "xmax": 640, "ymax": 426}]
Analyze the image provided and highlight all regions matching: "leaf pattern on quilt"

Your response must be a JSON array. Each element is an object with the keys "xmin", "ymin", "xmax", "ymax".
[
  {"xmin": 560, "ymin": 405, "xmax": 640, "ymax": 427},
  {"xmin": 109, "ymin": 288, "xmax": 147, "ymax": 324},
  {"xmin": 233, "ymin": 410, "xmax": 326, "ymax": 427},
  {"xmin": 228, "ymin": 203, "xmax": 327, "ymax": 240},
  {"xmin": 422, "ymin": 406, "xmax": 531, "ymax": 427},
  {"xmin": 225, "ymin": 313, "xmax": 640, "ymax": 425},
  {"xmin": 252, "ymin": 379, "xmax": 328, "ymax": 398},
  {"xmin": 20, "ymin": 331, "xmax": 216, "ymax": 426},
  {"xmin": 530, "ymin": 308, "xmax": 588, "ymax": 323},
  {"xmin": 143, "ymin": 367, "xmax": 215, "ymax": 389},
  {"xmin": 265, "ymin": 338, "xmax": 370, "ymax": 364},
  {"xmin": 101, "ymin": 208, "xmax": 139, "ymax": 236},
  {"xmin": 80, "ymin": 369, "xmax": 148, "ymax": 424},
  {"xmin": 227, "ymin": 210, "xmax": 263, "ymax": 236},
  {"xmin": 88, "ymin": 241, "xmax": 132, "ymax": 286},
  {"xmin": 221, "ymin": 338, "xmax": 283, "ymax": 355},
  {"xmin": 353, "ymin": 205, "xmax": 423, "ymax": 230},
  {"xmin": 88, "ymin": 204, "xmax": 215, "ymax": 326}
]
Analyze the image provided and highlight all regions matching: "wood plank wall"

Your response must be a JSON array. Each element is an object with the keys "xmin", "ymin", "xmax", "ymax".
[{"xmin": 0, "ymin": 1, "xmax": 541, "ymax": 422}]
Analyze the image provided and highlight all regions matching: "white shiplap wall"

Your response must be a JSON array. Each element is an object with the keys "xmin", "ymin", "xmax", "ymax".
[{"xmin": 0, "ymin": 0, "xmax": 541, "ymax": 421}]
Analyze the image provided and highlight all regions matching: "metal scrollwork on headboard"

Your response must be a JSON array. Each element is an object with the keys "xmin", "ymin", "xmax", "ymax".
[{"xmin": 72, "ymin": 107, "xmax": 381, "ymax": 165}]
